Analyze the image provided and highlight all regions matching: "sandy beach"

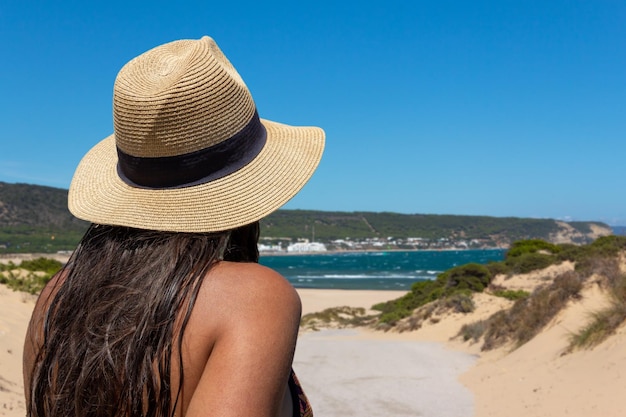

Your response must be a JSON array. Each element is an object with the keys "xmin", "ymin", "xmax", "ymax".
[
  {"xmin": 294, "ymin": 328, "xmax": 475, "ymax": 417},
  {"xmin": 0, "ymin": 286, "xmax": 36, "ymax": 416},
  {"xmin": 2, "ymin": 272, "xmax": 626, "ymax": 416}
]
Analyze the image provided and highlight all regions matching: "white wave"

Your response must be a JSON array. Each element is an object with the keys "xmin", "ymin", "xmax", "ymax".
[{"xmin": 292, "ymin": 274, "xmax": 433, "ymax": 280}]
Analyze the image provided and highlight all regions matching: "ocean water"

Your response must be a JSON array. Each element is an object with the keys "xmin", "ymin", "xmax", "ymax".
[{"xmin": 259, "ymin": 249, "xmax": 506, "ymax": 290}]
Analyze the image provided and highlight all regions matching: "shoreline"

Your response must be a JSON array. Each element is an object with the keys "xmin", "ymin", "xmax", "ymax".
[
  {"xmin": 260, "ymin": 247, "xmax": 507, "ymax": 256},
  {"xmin": 296, "ymin": 288, "xmax": 406, "ymax": 315},
  {"xmin": 0, "ymin": 247, "xmax": 508, "ymax": 263}
]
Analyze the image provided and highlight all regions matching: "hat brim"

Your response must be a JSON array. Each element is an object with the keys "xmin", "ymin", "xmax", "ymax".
[{"xmin": 68, "ymin": 119, "xmax": 325, "ymax": 232}]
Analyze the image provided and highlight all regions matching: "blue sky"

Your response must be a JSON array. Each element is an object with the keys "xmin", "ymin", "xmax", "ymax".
[{"xmin": 1, "ymin": 1, "xmax": 624, "ymax": 225}]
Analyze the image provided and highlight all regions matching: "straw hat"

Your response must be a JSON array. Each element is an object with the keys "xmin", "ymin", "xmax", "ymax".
[{"xmin": 68, "ymin": 36, "xmax": 325, "ymax": 232}]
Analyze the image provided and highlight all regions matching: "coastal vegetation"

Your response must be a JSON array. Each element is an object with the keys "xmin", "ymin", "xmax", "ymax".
[
  {"xmin": 459, "ymin": 236, "xmax": 626, "ymax": 351},
  {"xmin": 490, "ymin": 289, "xmax": 530, "ymax": 301},
  {"xmin": 0, "ymin": 257, "xmax": 62, "ymax": 294},
  {"xmin": 337, "ymin": 235, "xmax": 626, "ymax": 352},
  {"xmin": 372, "ymin": 263, "xmax": 490, "ymax": 325},
  {"xmin": 300, "ymin": 306, "xmax": 375, "ymax": 331}
]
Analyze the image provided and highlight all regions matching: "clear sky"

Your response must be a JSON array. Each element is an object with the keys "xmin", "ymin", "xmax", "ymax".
[{"xmin": 1, "ymin": 1, "xmax": 624, "ymax": 225}]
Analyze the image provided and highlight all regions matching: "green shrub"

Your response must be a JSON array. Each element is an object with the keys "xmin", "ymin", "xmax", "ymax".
[
  {"xmin": 505, "ymin": 252, "xmax": 556, "ymax": 274},
  {"xmin": 0, "ymin": 261, "xmax": 16, "ymax": 272},
  {"xmin": 486, "ymin": 261, "xmax": 509, "ymax": 277},
  {"xmin": 3, "ymin": 271, "xmax": 54, "ymax": 294},
  {"xmin": 375, "ymin": 264, "xmax": 491, "ymax": 325},
  {"xmin": 506, "ymin": 239, "xmax": 561, "ymax": 258},
  {"xmin": 376, "ymin": 284, "xmax": 437, "ymax": 324},
  {"xmin": 0, "ymin": 257, "xmax": 61, "ymax": 294},
  {"xmin": 437, "ymin": 263, "xmax": 492, "ymax": 292},
  {"xmin": 556, "ymin": 243, "xmax": 586, "ymax": 262},
  {"xmin": 376, "ymin": 285, "xmax": 440, "ymax": 325},
  {"xmin": 491, "ymin": 289, "xmax": 530, "ymax": 301},
  {"xmin": 20, "ymin": 257, "xmax": 63, "ymax": 274},
  {"xmin": 589, "ymin": 235, "xmax": 626, "ymax": 256},
  {"xmin": 377, "ymin": 310, "xmax": 408, "ymax": 325},
  {"xmin": 373, "ymin": 280, "xmax": 441, "ymax": 318}
]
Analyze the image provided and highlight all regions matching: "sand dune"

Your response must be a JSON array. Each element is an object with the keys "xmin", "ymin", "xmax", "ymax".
[{"xmin": 461, "ymin": 282, "xmax": 625, "ymax": 417}]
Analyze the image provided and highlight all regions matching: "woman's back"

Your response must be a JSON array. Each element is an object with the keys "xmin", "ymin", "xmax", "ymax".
[
  {"xmin": 24, "ymin": 259, "xmax": 301, "ymax": 417},
  {"xmin": 24, "ymin": 226, "xmax": 302, "ymax": 417}
]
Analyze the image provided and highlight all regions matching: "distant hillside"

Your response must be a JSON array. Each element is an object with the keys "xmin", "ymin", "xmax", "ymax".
[
  {"xmin": 0, "ymin": 182, "xmax": 614, "ymax": 253},
  {"xmin": 0, "ymin": 182, "xmax": 88, "ymax": 252},
  {"xmin": 0, "ymin": 182, "xmax": 87, "ymax": 228},
  {"xmin": 260, "ymin": 210, "xmax": 611, "ymax": 247}
]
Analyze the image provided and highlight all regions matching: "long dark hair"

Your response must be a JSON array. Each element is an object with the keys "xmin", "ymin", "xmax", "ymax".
[{"xmin": 27, "ymin": 221, "xmax": 260, "ymax": 417}]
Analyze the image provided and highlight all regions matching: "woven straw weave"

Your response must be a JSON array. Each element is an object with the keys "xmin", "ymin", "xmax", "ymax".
[{"xmin": 69, "ymin": 37, "xmax": 324, "ymax": 232}]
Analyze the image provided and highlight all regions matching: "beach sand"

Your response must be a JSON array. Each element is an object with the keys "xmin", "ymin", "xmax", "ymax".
[
  {"xmin": 0, "ymin": 286, "xmax": 36, "ymax": 416},
  {"xmin": 293, "ymin": 328, "xmax": 475, "ymax": 417},
  {"xmin": 293, "ymin": 289, "xmax": 476, "ymax": 416},
  {"xmin": 1, "ymin": 274, "xmax": 626, "ymax": 416},
  {"xmin": 296, "ymin": 288, "xmax": 406, "ymax": 315}
]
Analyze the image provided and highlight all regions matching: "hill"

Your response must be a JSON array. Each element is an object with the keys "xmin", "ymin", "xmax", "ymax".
[
  {"xmin": 260, "ymin": 210, "xmax": 611, "ymax": 248},
  {"xmin": 0, "ymin": 182, "xmax": 86, "ymax": 228},
  {"xmin": 0, "ymin": 182, "xmax": 88, "ymax": 253},
  {"xmin": 0, "ymin": 181, "xmax": 613, "ymax": 253}
]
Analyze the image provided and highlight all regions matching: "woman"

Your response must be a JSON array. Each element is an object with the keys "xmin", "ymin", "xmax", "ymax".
[{"xmin": 23, "ymin": 36, "xmax": 324, "ymax": 417}]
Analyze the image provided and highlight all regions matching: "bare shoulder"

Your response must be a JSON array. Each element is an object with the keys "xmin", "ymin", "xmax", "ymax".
[
  {"xmin": 183, "ymin": 261, "xmax": 301, "ymax": 416},
  {"xmin": 206, "ymin": 261, "xmax": 301, "ymax": 317},
  {"xmin": 189, "ymin": 262, "xmax": 302, "ymax": 345}
]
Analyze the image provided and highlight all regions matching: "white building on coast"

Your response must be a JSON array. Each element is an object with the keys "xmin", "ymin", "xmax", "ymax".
[
  {"xmin": 286, "ymin": 242, "xmax": 327, "ymax": 253},
  {"xmin": 258, "ymin": 243, "xmax": 284, "ymax": 253}
]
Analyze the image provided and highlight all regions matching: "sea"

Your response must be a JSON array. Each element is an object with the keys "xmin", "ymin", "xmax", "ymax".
[{"xmin": 259, "ymin": 249, "xmax": 506, "ymax": 290}]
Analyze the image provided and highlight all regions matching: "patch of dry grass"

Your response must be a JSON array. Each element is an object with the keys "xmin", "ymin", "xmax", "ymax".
[
  {"xmin": 300, "ymin": 306, "xmax": 377, "ymax": 331},
  {"xmin": 0, "ymin": 257, "xmax": 62, "ymax": 294},
  {"xmin": 457, "ymin": 270, "xmax": 583, "ymax": 351},
  {"xmin": 568, "ymin": 258, "xmax": 626, "ymax": 351},
  {"xmin": 395, "ymin": 292, "xmax": 475, "ymax": 332}
]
